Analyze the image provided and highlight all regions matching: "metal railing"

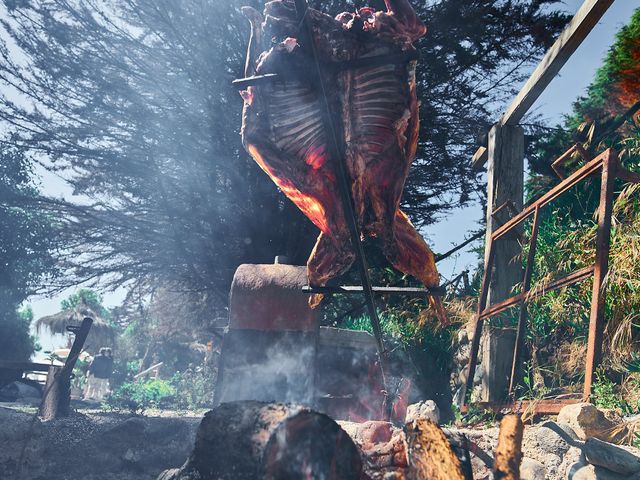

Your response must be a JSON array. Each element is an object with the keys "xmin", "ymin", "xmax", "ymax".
[{"xmin": 463, "ymin": 147, "xmax": 640, "ymax": 412}]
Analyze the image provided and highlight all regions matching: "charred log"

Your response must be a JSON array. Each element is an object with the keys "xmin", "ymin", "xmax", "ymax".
[
  {"xmin": 404, "ymin": 419, "xmax": 468, "ymax": 480},
  {"xmin": 158, "ymin": 401, "xmax": 362, "ymax": 480},
  {"xmin": 493, "ymin": 414, "xmax": 524, "ymax": 480}
]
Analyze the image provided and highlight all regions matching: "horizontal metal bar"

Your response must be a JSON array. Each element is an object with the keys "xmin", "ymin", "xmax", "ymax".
[
  {"xmin": 479, "ymin": 266, "xmax": 594, "ymax": 320},
  {"xmin": 492, "ymin": 149, "xmax": 613, "ymax": 241},
  {"xmin": 302, "ymin": 285, "xmax": 446, "ymax": 296},
  {"xmin": 460, "ymin": 398, "xmax": 581, "ymax": 415},
  {"xmin": 232, "ymin": 73, "xmax": 279, "ymax": 88}
]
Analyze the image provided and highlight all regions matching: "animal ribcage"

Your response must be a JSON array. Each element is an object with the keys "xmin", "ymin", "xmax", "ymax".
[
  {"xmin": 349, "ymin": 63, "xmax": 408, "ymax": 155},
  {"xmin": 267, "ymin": 82, "xmax": 328, "ymax": 169}
]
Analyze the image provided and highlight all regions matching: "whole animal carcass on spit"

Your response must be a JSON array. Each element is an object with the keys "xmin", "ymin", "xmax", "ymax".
[{"xmin": 239, "ymin": 0, "xmax": 446, "ymax": 322}]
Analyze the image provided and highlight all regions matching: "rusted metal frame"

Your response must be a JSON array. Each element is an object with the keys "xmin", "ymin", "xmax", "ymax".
[
  {"xmin": 293, "ymin": 0, "xmax": 391, "ymax": 412},
  {"xmin": 492, "ymin": 149, "xmax": 611, "ymax": 242},
  {"xmin": 460, "ymin": 398, "xmax": 582, "ymax": 415},
  {"xmin": 508, "ymin": 206, "xmax": 541, "ymax": 395},
  {"xmin": 551, "ymin": 143, "xmax": 591, "ymax": 179},
  {"xmin": 583, "ymin": 149, "xmax": 616, "ymax": 401},
  {"xmin": 463, "ymin": 238, "xmax": 496, "ymax": 403},
  {"xmin": 302, "ymin": 285, "xmax": 445, "ymax": 296},
  {"xmin": 479, "ymin": 266, "xmax": 595, "ymax": 321}
]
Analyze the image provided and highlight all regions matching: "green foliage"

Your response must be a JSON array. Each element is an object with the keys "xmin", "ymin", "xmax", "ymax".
[
  {"xmin": 0, "ymin": 304, "xmax": 39, "ymax": 362},
  {"xmin": 60, "ymin": 289, "xmax": 112, "ymax": 322},
  {"xmin": 104, "ymin": 379, "xmax": 176, "ymax": 414},
  {"xmin": 170, "ymin": 364, "xmax": 217, "ymax": 410},
  {"xmin": 0, "ymin": 147, "xmax": 56, "ymax": 363},
  {"xmin": 592, "ymin": 370, "xmax": 622, "ymax": 410}
]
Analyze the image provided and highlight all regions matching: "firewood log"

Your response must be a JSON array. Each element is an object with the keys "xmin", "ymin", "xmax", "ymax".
[
  {"xmin": 493, "ymin": 415, "xmax": 524, "ymax": 480},
  {"xmin": 159, "ymin": 401, "xmax": 362, "ymax": 480},
  {"xmin": 405, "ymin": 419, "xmax": 468, "ymax": 480}
]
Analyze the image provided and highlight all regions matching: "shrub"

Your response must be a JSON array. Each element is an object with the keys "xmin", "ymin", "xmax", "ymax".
[{"xmin": 104, "ymin": 379, "xmax": 175, "ymax": 414}]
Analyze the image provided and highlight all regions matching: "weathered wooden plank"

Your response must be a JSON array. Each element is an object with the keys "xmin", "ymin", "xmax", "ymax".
[
  {"xmin": 501, "ymin": 0, "xmax": 614, "ymax": 127},
  {"xmin": 483, "ymin": 124, "xmax": 524, "ymax": 401},
  {"xmin": 471, "ymin": 146, "xmax": 488, "ymax": 170}
]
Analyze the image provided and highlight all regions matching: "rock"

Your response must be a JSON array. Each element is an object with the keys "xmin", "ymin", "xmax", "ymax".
[
  {"xmin": 557, "ymin": 403, "xmax": 626, "ymax": 443},
  {"xmin": 0, "ymin": 381, "xmax": 41, "ymax": 402},
  {"xmin": 105, "ymin": 416, "xmax": 147, "ymax": 438},
  {"xmin": 339, "ymin": 420, "xmax": 408, "ymax": 477},
  {"xmin": 520, "ymin": 457, "xmax": 546, "ymax": 480},
  {"xmin": 457, "ymin": 329, "xmax": 469, "ymax": 345},
  {"xmin": 568, "ymin": 460, "xmax": 634, "ymax": 480},
  {"xmin": 406, "ymin": 400, "xmax": 440, "ymax": 424},
  {"xmin": 522, "ymin": 421, "xmax": 579, "ymax": 479},
  {"xmin": 583, "ymin": 437, "xmax": 640, "ymax": 475}
]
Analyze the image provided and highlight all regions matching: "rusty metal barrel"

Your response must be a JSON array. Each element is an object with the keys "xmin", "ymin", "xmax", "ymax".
[{"xmin": 214, "ymin": 263, "xmax": 320, "ymax": 406}]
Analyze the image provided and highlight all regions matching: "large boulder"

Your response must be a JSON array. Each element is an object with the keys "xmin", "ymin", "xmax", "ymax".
[
  {"xmin": 557, "ymin": 403, "xmax": 627, "ymax": 443},
  {"xmin": 583, "ymin": 437, "xmax": 640, "ymax": 476}
]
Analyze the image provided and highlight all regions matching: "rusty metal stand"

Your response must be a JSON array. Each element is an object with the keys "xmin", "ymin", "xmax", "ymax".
[{"xmin": 463, "ymin": 148, "xmax": 639, "ymax": 413}]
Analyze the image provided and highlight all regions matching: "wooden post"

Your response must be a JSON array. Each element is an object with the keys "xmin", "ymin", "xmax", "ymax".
[
  {"xmin": 481, "ymin": 124, "xmax": 524, "ymax": 401},
  {"xmin": 39, "ymin": 317, "xmax": 93, "ymax": 420},
  {"xmin": 583, "ymin": 151, "xmax": 616, "ymax": 400}
]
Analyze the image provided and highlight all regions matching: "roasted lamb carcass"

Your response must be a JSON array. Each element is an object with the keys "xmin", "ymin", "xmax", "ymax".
[{"xmin": 240, "ymin": 0, "xmax": 446, "ymax": 323}]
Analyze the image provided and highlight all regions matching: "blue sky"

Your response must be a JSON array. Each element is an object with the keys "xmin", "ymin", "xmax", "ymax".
[{"xmin": 28, "ymin": 1, "xmax": 639, "ymax": 334}]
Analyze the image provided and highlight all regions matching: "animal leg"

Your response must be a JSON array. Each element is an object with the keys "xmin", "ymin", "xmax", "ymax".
[
  {"xmin": 384, "ymin": 209, "xmax": 448, "ymax": 325},
  {"xmin": 307, "ymin": 231, "xmax": 356, "ymax": 308}
]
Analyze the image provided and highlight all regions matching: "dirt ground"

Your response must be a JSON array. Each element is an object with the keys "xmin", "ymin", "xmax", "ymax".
[{"xmin": 0, "ymin": 402, "xmax": 203, "ymax": 480}]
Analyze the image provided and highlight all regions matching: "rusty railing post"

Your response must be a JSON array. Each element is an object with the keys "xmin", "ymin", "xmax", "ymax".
[
  {"xmin": 583, "ymin": 150, "xmax": 616, "ymax": 401},
  {"xmin": 509, "ymin": 206, "xmax": 541, "ymax": 395}
]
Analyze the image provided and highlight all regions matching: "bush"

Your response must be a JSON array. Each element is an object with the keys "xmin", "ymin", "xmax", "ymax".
[
  {"xmin": 104, "ymin": 379, "xmax": 175, "ymax": 414},
  {"xmin": 170, "ymin": 364, "xmax": 216, "ymax": 410}
]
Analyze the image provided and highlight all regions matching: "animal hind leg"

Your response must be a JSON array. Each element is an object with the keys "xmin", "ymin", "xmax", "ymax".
[
  {"xmin": 383, "ymin": 209, "xmax": 448, "ymax": 325},
  {"xmin": 307, "ymin": 231, "xmax": 356, "ymax": 308}
]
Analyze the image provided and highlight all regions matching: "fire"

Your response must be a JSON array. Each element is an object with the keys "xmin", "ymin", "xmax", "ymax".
[{"xmin": 247, "ymin": 144, "xmax": 330, "ymax": 234}]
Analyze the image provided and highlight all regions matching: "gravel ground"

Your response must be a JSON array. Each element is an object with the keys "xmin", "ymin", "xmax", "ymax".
[{"xmin": 1, "ymin": 403, "xmax": 202, "ymax": 480}]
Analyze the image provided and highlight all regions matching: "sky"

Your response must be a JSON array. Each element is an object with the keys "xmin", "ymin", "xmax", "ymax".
[{"xmin": 27, "ymin": 0, "xmax": 639, "ymax": 350}]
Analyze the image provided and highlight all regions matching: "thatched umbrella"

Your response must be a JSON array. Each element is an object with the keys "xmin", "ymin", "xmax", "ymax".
[{"xmin": 35, "ymin": 300, "xmax": 116, "ymax": 354}]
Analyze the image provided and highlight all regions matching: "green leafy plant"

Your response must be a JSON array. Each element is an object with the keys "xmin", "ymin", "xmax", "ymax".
[
  {"xmin": 104, "ymin": 379, "xmax": 175, "ymax": 414},
  {"xmin": 592, "ymin": 370, "xmax": 623, "ymax": 410}
]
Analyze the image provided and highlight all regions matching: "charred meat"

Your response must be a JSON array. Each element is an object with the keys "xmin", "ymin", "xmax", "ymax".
[{"xmin": 240, "ymin": 0, "xmax": 446, "ymax": 322}]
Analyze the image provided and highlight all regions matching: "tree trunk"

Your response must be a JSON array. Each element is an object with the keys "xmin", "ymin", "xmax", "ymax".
[
  {"xmin": 161, "ymin": 401, "xmax": 362, "ymax": 480},
  {"xmin": 39, "ymin": 366, "xmax": 70, "ymax": 421}
]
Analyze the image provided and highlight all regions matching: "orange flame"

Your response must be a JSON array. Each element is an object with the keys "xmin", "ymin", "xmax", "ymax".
[{"xmin": 248, "ymin": 144, "xmax": 330, "ymax": 234}]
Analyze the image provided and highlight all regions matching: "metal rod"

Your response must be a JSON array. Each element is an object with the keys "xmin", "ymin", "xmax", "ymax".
[
  {"xmin": 464, "ymin": 237, "xmax": 495, "ymax": 403},
  {"xmin": 583, "ymin": 149, "xmax": 616, "ymax": 401},
  {"xmin": 302, "ymin": 285, "xmax": 446, "ymax": 296},
  {"xmin": 293, "ymin": 0, "xmax": 390, "ymax": 409},
  {"xmin": 479, "ymin": 266, "xmax": 594, "ymax": 320},
  {"xmin": 509, "ymin": 206, "xmax": 541, "ymax": 395},
  {"xmin": 435, "ymin": 230, "xmax": 484, "ymax": 262},
  {"xmin": 492, "ymin": 149, "xmax": 612, "ymax": 241}
]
